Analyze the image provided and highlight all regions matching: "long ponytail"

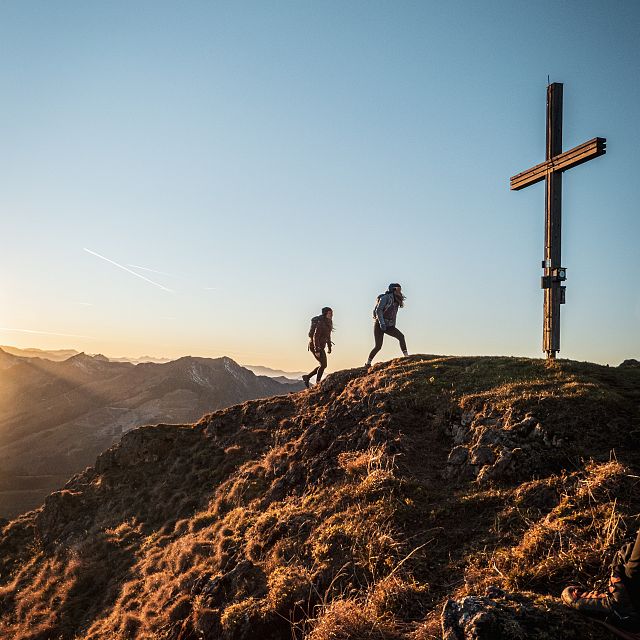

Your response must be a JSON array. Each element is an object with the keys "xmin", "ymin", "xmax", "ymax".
[{"xmin": 321, "ymin": 307, "xmax": 334, "ymax": 332}]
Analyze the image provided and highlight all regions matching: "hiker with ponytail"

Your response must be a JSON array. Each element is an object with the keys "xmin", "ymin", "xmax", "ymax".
[{"xmin": 365, "ymin": 283, "xmax": 408, "ymax": 368}]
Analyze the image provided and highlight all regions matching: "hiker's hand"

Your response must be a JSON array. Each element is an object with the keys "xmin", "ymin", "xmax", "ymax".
[
  {"xmin": 328, "ymin": 346, "xmax": 332, "ymax": 354},
  {"xmin": 380, "ymin": 323, "xmax": 386, "ymax": 332}
]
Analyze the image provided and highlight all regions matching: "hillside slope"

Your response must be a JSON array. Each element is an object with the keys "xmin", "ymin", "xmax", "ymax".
[
  {"xmin": 0, "ymin": 352, "xmax": 302, "ymax": 519},
  {"xmin": 0, "ymin": 356, "xmax": 639, "ymax": 639}
]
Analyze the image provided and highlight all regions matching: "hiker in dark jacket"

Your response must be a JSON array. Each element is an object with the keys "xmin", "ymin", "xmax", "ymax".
[
  {"xmin": 303, "ymin": 307, "xmax": 333, "ymax": 388},
  {"xmin": 365, "ymin": 283, "xmax": 408, "ymax": 368},
  {"xmin": 562, "ymin": 527, "xmax": 640, "ymax": 637}
]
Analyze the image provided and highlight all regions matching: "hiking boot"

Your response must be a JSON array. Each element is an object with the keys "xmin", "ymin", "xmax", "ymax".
[
  {"xmin": 302, "ymin": 375, "xmax": 310, "ymax": 389},
  {"xmin": 562, "ymin": 568, "xmax": 640, "ymax": 632}
]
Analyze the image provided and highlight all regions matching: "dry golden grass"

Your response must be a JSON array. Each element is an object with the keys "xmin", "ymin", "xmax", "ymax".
[{"xmin": 0, "ymin": 356, "xmax": 638, "ymax": 639}]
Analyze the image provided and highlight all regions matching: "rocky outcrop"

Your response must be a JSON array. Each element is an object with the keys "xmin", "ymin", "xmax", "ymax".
[
  {"xmin": 443, "ymin": 409, "xmax": 566, "ymax": 485},
  {"xmin": 441, "ymin": 588, "xmax": 597, "ymax": 640}
]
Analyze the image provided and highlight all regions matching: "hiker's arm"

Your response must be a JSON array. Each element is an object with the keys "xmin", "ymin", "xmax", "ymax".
[
  {"xmin": 308, "ymin": 320, "xmax": 316, "ymax": 350},
  {"xmin": 311, "ymin": 326, "xmax": 320, "ymax": 353},
  {"xmin": 375, "ymin": 297, "xmax": 387, "ymax": 330}
]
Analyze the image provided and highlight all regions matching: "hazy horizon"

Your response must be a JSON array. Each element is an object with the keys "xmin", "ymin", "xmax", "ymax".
[
  {"xmin": 0, "ymin": 343, "xmax": 309, "ymax": 372},
  {"xmin": 2, "ymin": 1, "xmax": 638, "ymax": 370},
  {"xmin": 0, "ymin": 340, "xmax": 635, "ymax": 371}
]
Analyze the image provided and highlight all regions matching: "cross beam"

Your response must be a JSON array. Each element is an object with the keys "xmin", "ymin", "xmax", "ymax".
[
  {"xmin": 510, "ymin": 137, "xmax": 606, "ymax": 191},
  {"xmin": 510, "ymin": 83, "xmax": 606, "ymax": 359}
]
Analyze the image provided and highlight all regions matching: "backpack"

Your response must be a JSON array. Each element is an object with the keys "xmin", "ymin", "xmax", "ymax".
[
  {"xmin": 308, "ymin": 315, "xmax": 322, "ymax": 339},
  {"xmin": 372, "ymin": 292, "xmax": 391, "ymax": 319}
]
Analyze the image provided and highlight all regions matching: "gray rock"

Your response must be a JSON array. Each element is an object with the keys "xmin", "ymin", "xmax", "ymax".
[
  {"xmin": 442, "ymin": 596, "xmax": 505, "ymax": 640},
  {"xmin": 477, "ymin": 428, "xmax": 503, "ymax": 447},
  {"xmin": 480, "ymin": 417, "xmax": 501, "ymax": 427},
  {"xmin": 440, "ymin": 596, "xmax": 527, "ymax": 640},
  {"xmin": 511, "ymin": 416, "xmax": 537, "ymax": 435},
  {"xmin": 448, "ymin": 446, "xmax": 469, "ymax": 465},
  {"xmin": 453, "ymin": 424, "xmax": 471, "ymax": 445},
  {"xmin": 471, "ymin": 445, "xmax": 496, "ymax": 466},
  {"xmin": 493, "ymin": 448, "xmax": 519, "ymax": 473},
  {"xmin": 461, "ymin": 410, "xmax": 476, "ymax": 426},
  {"xmin": 477, "ymin": 448, "xmax": 522, "ymax": 484}
]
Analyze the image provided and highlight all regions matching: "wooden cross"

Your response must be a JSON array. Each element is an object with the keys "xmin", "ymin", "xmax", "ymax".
[{"xmin": 510, "ymin": 83, "xmax": 606, "ymax": 359}]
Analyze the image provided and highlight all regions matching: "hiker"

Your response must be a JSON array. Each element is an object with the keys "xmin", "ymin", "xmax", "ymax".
[
  {"xmin": 303, "ymin": 307, "xmax": 333, "ymax": 388},
  {"xmin": 562, "ymin": 527, "xmax": 640, "ymax": 637},
  {"xmin": 365, "ymin": 283, "xmax": 408, "ymax": 368}
]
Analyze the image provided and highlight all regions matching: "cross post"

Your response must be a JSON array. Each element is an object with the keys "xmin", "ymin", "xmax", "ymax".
[{"xmin": 510, "ymin": 83, "xmax": 606, "ymax": 359}]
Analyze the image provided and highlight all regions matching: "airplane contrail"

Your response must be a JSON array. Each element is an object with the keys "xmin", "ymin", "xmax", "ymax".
[
  {"xmin": 128, "ymin": 264, "xmax": 176, "ymax": 278},
  {"xmin": 0, "ymin": 327, "xmax": 97, "ymax": 339},
  {"xmin": 84, "ymin": 248, "xmax": 173, "ymax": 292}
]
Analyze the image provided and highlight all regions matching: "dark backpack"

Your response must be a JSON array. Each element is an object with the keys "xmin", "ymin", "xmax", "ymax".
[{"xmin": 308, "ymin": 315, "xmax": 322, "ymax": 339}]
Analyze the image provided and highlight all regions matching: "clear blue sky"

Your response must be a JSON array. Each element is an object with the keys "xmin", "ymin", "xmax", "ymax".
[{"xmin": 1, "ymin": 1, "xmax": 638, "ymax": 370}]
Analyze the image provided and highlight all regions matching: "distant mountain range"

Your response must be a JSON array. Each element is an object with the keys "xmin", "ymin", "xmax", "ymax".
[
  {"xmin": 242, "ymin": 364, "xmax": 305, "ymax": 380},
  {"xmin": 1, "ymin": 346, "xmax": 174, "ymax": 365},
  {"xmin": 0, "ymin": 345, "xmax": 81, "ymax": 362},
  {"xmin": 1, "ymin": 346, "xmax": 304, "ymax": 377},
  {"xmin": 0, "ymin": 349, "xmax": 302, "ymax": 519}
]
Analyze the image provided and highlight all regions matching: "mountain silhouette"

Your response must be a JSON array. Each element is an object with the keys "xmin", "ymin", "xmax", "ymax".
[{"xmin": 0, "ymin": 350, "xmax": 302, "ymax": 519}]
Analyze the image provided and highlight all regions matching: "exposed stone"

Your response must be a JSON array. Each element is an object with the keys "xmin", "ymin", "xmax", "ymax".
[
  {"xmin": 494, "ymin": 448, "xmax": 520, "ymax": 473},
  {"xmin": 510, "ymin": 416, "xmax": 537, "ymax": 436},
  {"xmin": 477, "ymin": 428, "xmax": 503, "ymax": 447},
  {"xmin": 441, "ymin": 595, "xmax": 504, "ymax": 640},
  {"xmin": 461, "ymin": 410, "xmax": 476, "ymax": 426},
  {"xmin": 448, "ymin": 446, "xmax": 469, "ymax": 465},
  {"xmin": 442, "ymin": 589, "xmax": 601, "ymax": 639},
  {"xmin": 452, "ymin": 424, "xmax": 471, "ymax": 445},
  {"xmin": 477, "ymin": 449, "xmax": 522, "ymax": 485},
  {"xmin": 471, "ymin": 445, "xmax": 496, "ymax": 466},
  {"xmin": 479, "ymin": 417, "xmax": 501, "ymax": 427}
]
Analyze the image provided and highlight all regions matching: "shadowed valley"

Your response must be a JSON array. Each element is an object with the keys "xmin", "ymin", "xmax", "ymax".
[{"xmin": 0, "ymin": 350, "xmax": 301, "ymax": 520}]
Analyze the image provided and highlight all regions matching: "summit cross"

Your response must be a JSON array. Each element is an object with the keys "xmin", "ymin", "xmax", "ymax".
[{"xmin": 510, "ymin": 82, "xmax": 606, "ymax": 359}]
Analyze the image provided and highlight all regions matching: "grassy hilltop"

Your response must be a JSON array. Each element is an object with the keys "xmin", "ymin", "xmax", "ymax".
[{"xmin": 1, "ymin": 355, "xmax": 639, "ymax": 639}]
